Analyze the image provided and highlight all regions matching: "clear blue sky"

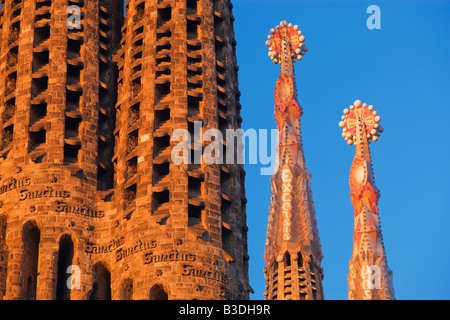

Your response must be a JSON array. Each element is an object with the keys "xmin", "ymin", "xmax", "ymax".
[{"xmin": 233, "ymin": 0, "xmax": 450, "ymax": 300}]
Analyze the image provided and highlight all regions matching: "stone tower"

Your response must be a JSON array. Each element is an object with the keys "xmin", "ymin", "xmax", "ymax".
[
  {"xmin": 339, "ymin": 100, "xmax": 395, "ymax": 300},
  {"xmin": 263, "ymin": 21, "xmax": 324, "ymax": 300},
  {"xmin": 111, "ymin": 0, "xmax": 250, "ymax": 300},
  {"xmin": 0, "ymin": 0, "xmax": 250, "ymax": 300},
  {"xmin": 0, "ymin": 0, "xmax": 123, "ymax": 300}
]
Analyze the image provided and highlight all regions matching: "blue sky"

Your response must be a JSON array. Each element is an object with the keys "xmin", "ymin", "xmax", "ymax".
[{"xmin": 233, "ymin": 0, "xmax": 450, "ymax": 299}]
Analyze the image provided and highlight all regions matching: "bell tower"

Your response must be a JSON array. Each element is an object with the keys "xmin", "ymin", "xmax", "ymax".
[
  {"xmin": 111, "ymin": 0, "xmax": 250, "ymax": 299},
  {"xmin": 263, "ymin": 21, "xmax": 324, "ymax": 300},
  {"xmin": 0, "ymin": 0, "xmax": 250, "ymax": 300},
  {"xmin": 0, "ymin": 0, "xmax": 123, "ymax": 300}
]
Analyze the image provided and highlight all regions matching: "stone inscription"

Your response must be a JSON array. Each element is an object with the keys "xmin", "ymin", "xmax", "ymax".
[
  {"xmin": 19, "ymin": 186, "xmax": 70, "ymax": 201},
  {"xmin": 144, "ymin": 250, "xmax": 196, "ymax": 265},
  {"xmin": 83, "ymin": 237, "xmax": 229, "ymax": 286},
  {"xmin": 55, "ymin": 201, "xmax": 105, "ymax": 218},
  {"xmin": 181, "ymin": 264, "xmax": 229, "ymax": 284},
  {"xmin": 281, "ymin": 168, "xmax": 293, "ymax": 241},
  {"xmin": 0, "ymin": 177, "xmax": 31, "ymax": 195},
  {"xmin": 0, "ymin": 177, "xmax": 108, "ymax": 218},
  {"xmin": 86, "ymin": 237, "xmax": 125, "ymax": 254},
  {"xmin": 115, "ymin": 239, "xmax": 157, "ymax": 261}
]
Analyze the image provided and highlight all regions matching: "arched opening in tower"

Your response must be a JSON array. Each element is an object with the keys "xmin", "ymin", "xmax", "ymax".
[
  {"xmin": 21, "ymin": 221, "xmax": 41, "ymax": 300},
  {"xmin": 56, "ymin": 234, "xmax": 75, "ymax": 300},
  {"xmin": 149, "ymin": 283, "xmax": 168, "ymax": 300},
  {"xmin": 119, "ymin": 278, "xmax": 133, "ymax": 300},
  {"xmin": 89, "ymin": 262, "xmax": 111, "ymax": 300}
]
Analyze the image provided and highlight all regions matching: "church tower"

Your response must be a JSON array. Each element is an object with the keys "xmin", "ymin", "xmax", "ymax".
[
  {"xmin": 0, "ymin": 0, "xmax": 123, "ymax": 300},
  {"xmin": 112, "ymin": 0, "xmax": 250, "ymax": 299},
  {"xmin": 339, "ymin": 100, "xmax": 395, "ymax": 300},
  {"xmin": 263, "ymin": 21, "xmax": 324, "ymax": 300},
  {"xmin": 0, "ymin": 0, "xmax": 250, "ymax": 300}
]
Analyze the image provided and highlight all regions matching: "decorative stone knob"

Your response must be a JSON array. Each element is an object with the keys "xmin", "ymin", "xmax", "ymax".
[
  {"xmin": 266, "ymin": 21, "xmax": 307, "ymax": 64},
  {"xmin": 340, "ymin": 100, "xmax": 383, "ymax": 144}
]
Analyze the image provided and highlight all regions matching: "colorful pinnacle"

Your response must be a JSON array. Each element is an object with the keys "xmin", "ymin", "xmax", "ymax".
[
  {"xmin": 339, "ymin": 100, "xmax": 384, "ymax": 145},
  {"xmin": 265, "ymin": 20, "xmax": 308, "ymax": 64}
]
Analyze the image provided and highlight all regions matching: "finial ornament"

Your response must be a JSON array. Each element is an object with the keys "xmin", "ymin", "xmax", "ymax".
[
  {"xmin": 267, "ymin": 22, "xmax": 309, "ymax": 130},
  {"xmin": 266, "ymin": 21, "xmax": 308, "ymax": 64},
  {"xmin": 339, "ymin": 100, "xmax": 383, "ymax": 145}
]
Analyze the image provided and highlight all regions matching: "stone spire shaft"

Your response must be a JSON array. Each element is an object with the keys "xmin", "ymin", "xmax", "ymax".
[
  {"xmin": 339, "ymin": 100, "xmax": 395, "ymax": 300},
  {"xmin": 263, "ymin": 21, "xmax": 324, "ymax": 300}
]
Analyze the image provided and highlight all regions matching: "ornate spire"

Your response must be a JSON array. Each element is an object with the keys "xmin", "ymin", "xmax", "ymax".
[
  {"xmin": 339, "ymin": 100, "xmax": 395, "ymax": 300},
  {"xmin": 264, "ymin": 21, "xmax": 324, "ymax": 300}
]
